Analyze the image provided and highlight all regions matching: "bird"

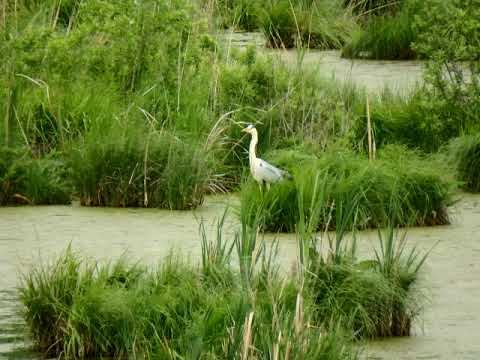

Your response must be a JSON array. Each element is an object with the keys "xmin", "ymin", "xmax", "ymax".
[{"xmin": 242, "ymin": 124, "xmax": 291, "ymax": 190}]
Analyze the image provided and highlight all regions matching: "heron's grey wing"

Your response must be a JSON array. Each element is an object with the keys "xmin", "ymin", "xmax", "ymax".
[{"xmin": 257, "ymin": 159, "xmax": 286, "ymax": 183}]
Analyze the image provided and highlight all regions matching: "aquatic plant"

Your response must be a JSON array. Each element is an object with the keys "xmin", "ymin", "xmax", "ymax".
[
  {"xmin": 258, "ymin": 0, "xmax": 356, "ymax": 49},
  {"xmin": 449, "ymin": 134, "xmax": 480, "ymax": 192},
  {"xmin": 342, "ymin": 0, "xmax": 421, "ymax": 60},
  {"xmin": 240, "ymin": 146, "xmax": 453, "ymax": 232},
  {"xmin": 69, "ymin": 118, "xmax": 209, "ymax": 210},
  {"xmin": 0, "ymin": 147, "xmax": 71, "ymax": 205}
]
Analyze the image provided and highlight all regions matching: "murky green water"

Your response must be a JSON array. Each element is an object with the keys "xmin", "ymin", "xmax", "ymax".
[{"xmin": 1, "ymin": 194, "xmax": 480, "ymax": 358}]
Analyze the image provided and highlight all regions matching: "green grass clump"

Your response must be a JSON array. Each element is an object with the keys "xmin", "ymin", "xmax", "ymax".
[
  {"xmin": 352, "ymin": 89, "xmax": 469, "ymax": 153},
  {"xmin": 0, "ymin": 147, "xmax": 71, "ymax": 205},
  {"xmin": 259, "ymin": 0, "xmax": 356, "ymax": 49},
  {"xmin": 69, "ymin": 120, "xmax": 208, "ymax": 210},
  {"xmin": 240, "ymin": 146, "xmax": 453, "ymax": 232},
  {"xmin": 449, "ymin": 134, "xmax": 480, "ymax": 192},
  {"xmin": 303, "ymin": 224, "xmax": 427, "ymax": 338},
  {"xmin": 19, "ymin": 221, "xmax": 359, "ymax": 359},
  {"xmin": 342, "ymin": 0, "xmax": 421, "ymax": 59}
]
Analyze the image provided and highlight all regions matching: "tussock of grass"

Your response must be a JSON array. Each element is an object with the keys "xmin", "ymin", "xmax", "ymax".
[
  {"xmin": 449, "ymin": 134, "xmax": 480, "ymax": 192},
  {"xmin": 0, "ymin": 147, "xmax": 70, "ymax": 205},
  {"xmin": 69, "ymin": 120, "xmax": 208, "ymax": 210},
  {"xmin": 342, "ymin": 0, "xmax": 421, "ymax": 60},
  {"xmin": 352, "ymin": 89, "xmax": 466, "ymax": 153},
  {"xmin": 259, "ymin": 0, "xmax": 356, "ymax": 49},
  {"xmin": 241, "ymin": 146, "xmax": 453, "ymax": 232}
]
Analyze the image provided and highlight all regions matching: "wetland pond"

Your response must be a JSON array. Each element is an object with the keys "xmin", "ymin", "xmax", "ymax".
[
  {"xmin": 1, "ymin": 35, "xmax": 478, "ymax": 359},
  {"xmin": 1, "ymin": 194, "xmax": 480, "ymax": 359}
]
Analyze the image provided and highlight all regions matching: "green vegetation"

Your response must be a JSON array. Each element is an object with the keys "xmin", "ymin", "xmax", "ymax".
[
  {"xmin": 0, "ymin": 147, "xmax": 70, "ymax": 205},
  {"xmin": 0, "ymin": 0, "xmax": 476, "ymax": 218},
  {"xmin": 241, "ymin": 147, "xmax": 452, "ymax": 232},
  {"xmin": 258, "ymin": 0, "xmax": 356, "ymax": 49},
  {"xmin": 208, "ymin": 0, "xmax": 356, "ymax": 49},
  {"xmin": 342, "ymin": 0, "xmax": 421, "ymax": 60},
  {"xmin": 69, "ymin": 120, "xmax": 208, "ymax": 209},
  {"xmin": 449, "ymin": 134, "xmax": 480, "ymax": 193},
  {"xmin": 20, "ymin": 206, "xmax": 430, "ymax": 358}
]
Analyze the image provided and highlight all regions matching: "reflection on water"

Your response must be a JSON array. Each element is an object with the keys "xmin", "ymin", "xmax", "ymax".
[
  {"xmin": 215, "ymin": 31, "xmax": 424, "ymax": 92},
  {"xmin": 1, "ymin": 194, "xmax": 480, "ymax": 359}
]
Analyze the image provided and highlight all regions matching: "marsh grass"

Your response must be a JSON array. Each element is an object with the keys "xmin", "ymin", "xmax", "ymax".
[
  {"xmin": 449, "ymin": 134, "xmax": 480, "ymax": 192},
  {"xmin": 296, "ymin": 202, "xmax": 429, "ymax": 338},
  {"xmin": 240, "ymin": 146, "xmax": 452, "ymax": 232},
  {"xmin": 259, "ymin": 0, "xmax": 356, "ymax": 49},
  {"xmin": 69, "ymin": 118, "xmax": 209, "ymax": 210},
  {"xmin": 342, "ymin": 0, "xmax": 420, "ymax": 59},
  {"xmin": 0, "ymin": 147, "xmax": 70, "ymax": 205}
]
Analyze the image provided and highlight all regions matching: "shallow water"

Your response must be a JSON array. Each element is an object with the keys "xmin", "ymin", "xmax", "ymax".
[
  {"xmin": 216, "ymin": 31, "xmax": 424, "ymax": 93},
  {"xmin": 1, "ymin": 194, "xmax": 480, "ymax": 358}
]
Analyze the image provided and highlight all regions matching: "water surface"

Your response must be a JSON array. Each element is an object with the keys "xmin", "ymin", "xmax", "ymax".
[{"xmin": 1, "ymin": 194, "xmax": 480, "ymax": 358}]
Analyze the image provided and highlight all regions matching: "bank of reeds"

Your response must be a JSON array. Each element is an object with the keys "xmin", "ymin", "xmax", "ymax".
[
  {"xmin": 240, "ymin": 146, "xmax": 453, "ymax": 232},
  {"xmin": 449, "ymin": 134, "xmax": 480, "ymax": 192},
  {"xmin": 0, "ymin": 147, "xmax": 70, "ymax": 205}
]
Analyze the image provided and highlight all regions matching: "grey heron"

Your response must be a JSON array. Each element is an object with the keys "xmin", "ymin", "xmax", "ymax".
[{"xmin": 242, "ymin": 124, "xmax": 291, "ymax": 189}]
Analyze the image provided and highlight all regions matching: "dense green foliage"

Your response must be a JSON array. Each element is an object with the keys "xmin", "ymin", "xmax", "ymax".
[
  {"xmin": 449, "ymin": 134, "xmax": 480, "ymax": 192},
  {"xmin": 0, "ymin": 147, "xmax": 70, "ymax": 205},
  {"xmin": 414, "ymin": 0, "xmax": 480, "ymax": 134},
  {"xmin": 241, "ymin": 146, "xmax": 452, "ymax": 232},
  {"xmin": 1, "ymin": 0, "xmax": 477, "ymax": 210},
  {"xmin": 70, "ymin": 124, "xmax": 208, "ymax": 209},
  {"xmin": 342, "ymin": 0, "xmax": 421, "ymax": 60},
  {"xmin": 352, "ymin": 90, "xmax": 460, "ymax": 153},
  {"xmin": 258, "ymin": 0, "xmax": 356, "ymax": 49}
]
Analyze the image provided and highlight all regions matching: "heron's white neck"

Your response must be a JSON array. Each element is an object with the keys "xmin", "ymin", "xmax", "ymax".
[{"xmin": 248, "ymin": 129, "xmax": 258, "ymax": 165}]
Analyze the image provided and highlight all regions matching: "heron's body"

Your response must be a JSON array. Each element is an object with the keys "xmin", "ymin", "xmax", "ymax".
[{"xmin": 243, "ymin": 125, "xmax": 290, "ymax": 188}]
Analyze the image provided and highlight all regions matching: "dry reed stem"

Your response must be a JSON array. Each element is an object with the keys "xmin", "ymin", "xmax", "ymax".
[
  {"xmin": 242, "ymin": 311, "xmax": 254, "ymax": 360},
  {"xmin": 294, "ymin": 292, "xmax": 303, "ymax": 336},
  {"xmin": 273, "ymin": 331, "xmax": 281, "ymax": 360},
  {"xmin": 284, "ymin": 340, "xmax": 291, "ymax": 360},
  {"xmin": 366, "ymin": 96, "xmax": 373, "ymax": 161}
]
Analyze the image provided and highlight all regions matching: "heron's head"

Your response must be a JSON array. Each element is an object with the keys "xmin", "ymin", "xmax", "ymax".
[{"xmin": 242, "ymin": 124, "xmax": 256, "ymax": 134}]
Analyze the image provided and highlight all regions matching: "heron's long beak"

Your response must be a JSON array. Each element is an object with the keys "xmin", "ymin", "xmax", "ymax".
[{"xmin": 242, "ymin": 128, "xmax": 248, "ymax": 133}]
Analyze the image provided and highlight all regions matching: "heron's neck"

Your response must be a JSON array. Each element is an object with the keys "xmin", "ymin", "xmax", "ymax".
[{"xmin": 249, "ymin": 130, "xmax": 258, "ymax": 164}]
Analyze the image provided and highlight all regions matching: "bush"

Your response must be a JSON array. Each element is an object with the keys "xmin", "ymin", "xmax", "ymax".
[
  {"xmin": 449, "ymin": 134, "xmax": 480, "ymax": 192},
  {"xmin": 240, "ymin": 147, "xmax": 453, "ymax": 232},
  {"xmin": 0, "ymin": 147, "xmax": 71, "ymax": 205},
  {"xmin": 413, "ymin": 0, "xmax": 480, "ymax": 135}
]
